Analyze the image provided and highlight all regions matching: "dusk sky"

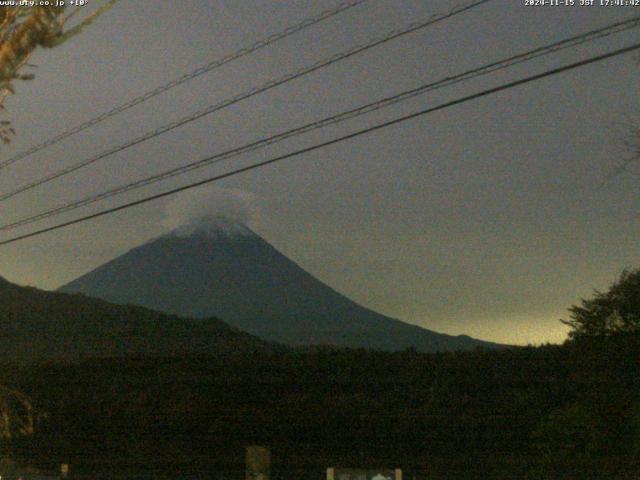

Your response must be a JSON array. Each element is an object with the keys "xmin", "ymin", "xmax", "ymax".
[{"xmin": 0, "ymin": 0, "xmax": 638, "ymax": 345}]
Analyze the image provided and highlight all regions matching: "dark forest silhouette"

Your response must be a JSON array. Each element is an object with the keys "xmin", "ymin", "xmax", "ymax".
[{"xmin": 1, "ymin": 269, "xmax": 638, "ymax": 479}]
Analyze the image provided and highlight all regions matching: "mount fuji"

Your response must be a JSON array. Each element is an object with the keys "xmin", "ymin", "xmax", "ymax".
[{"xmin": 59, "ymin": 218, "xmax": 499, "ymax": 352}]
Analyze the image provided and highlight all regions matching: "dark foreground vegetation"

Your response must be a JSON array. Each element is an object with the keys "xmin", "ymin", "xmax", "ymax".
[
  {"xmin": 1, "ymin": 269, "xmax": 639, "ymax": 479},
  {"xmin": 0, "ymin": 334, "xmax": 637, "ymax": 480}
]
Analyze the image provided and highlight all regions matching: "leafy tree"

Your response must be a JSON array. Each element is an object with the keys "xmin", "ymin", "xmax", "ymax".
[
  {"xmin": 0, "ymin": 385, "xmax": 34, "ymax": 439},
  {"xmin": 0, "ymin": 1, "xmax": 116, "ymax": 143},
  {"xmin": 562, "ymin": 269, "xmax": 640, "ymax": 339}
]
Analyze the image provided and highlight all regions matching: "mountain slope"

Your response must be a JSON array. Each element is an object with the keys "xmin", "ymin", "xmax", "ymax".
[
  {"xmin": 60, "ymin": 219, "xmax": 500, "ymax": 352},
  {"xmin": 0, "ymin": 275, "xmax": 270, "ymax": 362}
]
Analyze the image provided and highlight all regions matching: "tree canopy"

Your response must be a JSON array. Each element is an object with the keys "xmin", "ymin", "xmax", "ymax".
[{"xmin": 562, "ymin": 268, "xmax": 640, "ymax": 339}]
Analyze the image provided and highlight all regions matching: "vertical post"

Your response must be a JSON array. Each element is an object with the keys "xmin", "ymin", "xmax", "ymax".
[
  {"xmin": 327, "ymin": 468, "xmax": 335, "ymax": 480},
  {"xmin": 246, "ymin": 445, "xmax": 270, "ymax": 480},
  {"xmin": 60, "ymin": 463, "xmax": 70, "ymax": 479},
  {"xmin": 394, "ymin": 469, "xmax": 402, "ymax": 480}
]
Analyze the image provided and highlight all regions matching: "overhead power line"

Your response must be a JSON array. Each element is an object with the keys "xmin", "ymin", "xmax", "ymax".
[
  {"xmin": 0, "ymin": 0, "xmax": 493, "ymax": 203},
  {"xmin": 1, "ymin": 41, "xmax": 638, "ymax": 247},
  {"xmin": 0, "ymin": 0, "xmax": 370, "ymax": 171},
  {"xmin": 0, "ymin": 16, "xmax": 637, "ymax": 232}
]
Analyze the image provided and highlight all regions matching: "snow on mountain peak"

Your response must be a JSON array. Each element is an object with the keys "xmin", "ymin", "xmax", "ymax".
[{"xmin": 171, "ymin": 216, "xmax": 253, "ymax": 238}]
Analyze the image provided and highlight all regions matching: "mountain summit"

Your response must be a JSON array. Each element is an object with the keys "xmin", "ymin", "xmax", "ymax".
[
  {"xmin": 60, "ymin": 219, "xmax": 498, "ymax": 352},
  {"xmin": 171, "ymin": 216, "xmax": 254, "ymax": 238}
]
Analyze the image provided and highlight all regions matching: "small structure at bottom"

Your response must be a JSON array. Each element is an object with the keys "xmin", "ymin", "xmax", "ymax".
[
  {"xmin": 246, "ymin": 445, "xmax": 270, "ymax": 480},
  {"xmin": 327, "ymin": 467, "xmax": 402, "ymax": 480},
  {"xmin": 0, "ymin": 458, "xmax": 59, "ymax": 480}
]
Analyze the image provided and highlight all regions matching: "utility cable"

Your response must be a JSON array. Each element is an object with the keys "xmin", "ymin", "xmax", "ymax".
[
  {"xmin": 1, "ymin": 41, "xmax": 637, "ymax": 246},
  {"xmin": 0, "ymin": 0, "xmax": 493, "ymax": 202},
  {"xmin": 0, "ymin": 16, "xmax": 637, "ymax": 232},
  {"xmin": 0, "ymin": 0, "xmax": 370, "ymax": 170}
]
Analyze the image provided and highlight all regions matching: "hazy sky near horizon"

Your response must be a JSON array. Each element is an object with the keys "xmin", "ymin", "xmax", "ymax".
[{"xmin": 0, "ymin": 0, "xmax": 638, "ymax": 345}]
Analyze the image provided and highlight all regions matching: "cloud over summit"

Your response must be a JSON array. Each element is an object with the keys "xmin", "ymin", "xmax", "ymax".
[{"xmin": 162, "ymin": 187, "xmax": 260, "ymax": 236}]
